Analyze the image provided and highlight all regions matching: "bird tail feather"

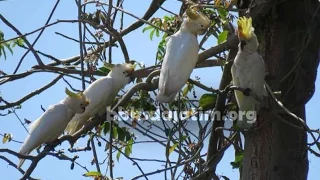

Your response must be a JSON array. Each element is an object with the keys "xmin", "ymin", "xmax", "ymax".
[
  {"xmin": 17, "ymin": 145, "xmax": 31, "ymax": 169},
  {"xmin": 65, "ymin": 119, "xmax": 82, "ymax": 135}
]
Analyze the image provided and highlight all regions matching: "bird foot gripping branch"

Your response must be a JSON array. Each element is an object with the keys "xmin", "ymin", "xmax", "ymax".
[{"xmin": 231, "ymin": 16, "xmax": 267, "ymax": 129}]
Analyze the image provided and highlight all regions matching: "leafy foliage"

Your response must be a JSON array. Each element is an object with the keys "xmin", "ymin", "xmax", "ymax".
[
  {"xmin": 230, "ymin": 150, "xmax": 244, "ymax": 169},
  {"xmin": 0, "ymin": 30, "xmax": 24, "ymax": 60},
  {"xmin": 142, "ymin": 15, "xmax": 180, "ymax": 62},
  {"xmin": 100, "ymin": 121, "xmax": 135, "ymax": 161},
  {"xmin": 199, "ymin": 93, "xmax": 217, "ymax": 111}
]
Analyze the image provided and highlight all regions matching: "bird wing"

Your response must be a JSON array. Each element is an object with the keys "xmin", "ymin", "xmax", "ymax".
[
  {"xmin": 232, "ymin": 52, "xmax": 265, "ymax": 111},
  {"xmin": 65, "ymin": 77, "xmax": 116, "ymax": 134},
  {"xmin": 18, "ymin": 103, "xmax": 68, "ymax": 168},
  {"xmin": 248, "ymin": 53, "xmax": 266, "ymax": 96},
  {"xmin": 157, "ymin": 32, "xmax": 199, "ymax": 102}
]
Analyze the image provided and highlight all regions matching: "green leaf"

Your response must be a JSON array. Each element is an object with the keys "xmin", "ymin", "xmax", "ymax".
[
  {"xmin": 13, "ymin": 38, "xmax": 24, "ymax": 47},
  {"xmin": 218, "ymin": 7, "xmax": 228, "ymax": 20},
  {"xmin": 168, "ymin": 142, "xmax": 178, "ymax": 155},
  {"xmin": 182, "ymin": 83, "xmax": 193, "ymax": 97},
  {"xmin": 218, "ymin": 30, "xmax": 229, "ymax": 44},
  {"xmin": 155, "ymin": 29, "xmax": 160, "ymax": 37},
  {"xmin": 158, "ymin": 45, "xmax": 165, "ymax": 54},
  {"xmin": 2, "ymin": 47, "xmax": 6, "ymax": 59},
  {"xmin": 142, "ymin": 25, "xmax": 154, "ymax": 33},
  {"xmin": 117, "ymin": 127, "xmax": 125, "ymax": 142},
  {"xmin": 116, "ymin": 149, "xmax": 122, "ymax": 161},
  {"xmin": 97, "ymin": 66, "xmax": 111, "ymax": 75},
  {"xmin": 0, "ymin": 30, "xmax": 4, "ymax": 39},
  {"xmin": 102, "ymin": 121, "xmax": 110, "ymax": 135},
  {"xmin": 125, "ymin": 138, "xmax": 133, "ymax": 156},
  {"xmin": 83, "ymin": 171, "xmax": 102, "ymax": 177},
  {"xmin": 199, "ymin": 93, "xmax": 217, "ymax": 111},
  {"xmin": 124, "ymin": 145, "xmax": 131, "ymax": 157},
  {"xmin": 4, "ymin": 43, "xmax": 13, "ymax": 55},
  {"xmin": 181, "ymin": 135, "xmax": 188, "ymax": 142},
  {"xmin": 112, "ymin": 126, "xmax": 118, "ymax": 139},
  {"xmin": 149, "ymin": 29, "xmax": 155, "ymax": 40},
  {"xmin": 230, "ymin": 151, "xmax": 244, "ymax": 169}
]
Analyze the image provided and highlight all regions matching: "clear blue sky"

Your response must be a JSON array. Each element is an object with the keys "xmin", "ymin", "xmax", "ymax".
[{"xmin": 0, "ymin": 0, "xmax": 319, "ymax": 180}]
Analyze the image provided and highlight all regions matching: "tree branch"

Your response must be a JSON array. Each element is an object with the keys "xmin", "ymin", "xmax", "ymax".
[
  {"xmin": 0, "ymin": 14, "xmax": 45, "ymax": 72},
  {"xmin": 0, "ymin": 74, "xmax": 63, "ymax": 110}
]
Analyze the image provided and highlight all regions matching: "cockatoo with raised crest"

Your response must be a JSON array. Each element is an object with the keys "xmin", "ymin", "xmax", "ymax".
[
  {"xmin": 231, "ymin": 17, "xmax": 266, "ymax": 129},
  {"xmin": 18, "ymin": 88, "xmax": 90, "ymax": 168},
  {"xmin": 156, "ymin": 5, "xmax": 211, "ymax": 103},
  {"xmin": 65, "ymin": 63, "xmax": 135, "ymax": 135}
]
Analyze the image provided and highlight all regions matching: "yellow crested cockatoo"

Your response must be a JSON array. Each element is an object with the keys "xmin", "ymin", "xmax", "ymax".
[
  {"xmin": 156, "ymin": 6, "xmax": 211, "ymax": 103},
  {"xmin": 231, "ymin": 17, "xmax": 266, "ymax": 129},
  {"xmin": 18, "ymin": 88, "xmax": 90, "ymax": 168},
  {"xmin": 65, "ymin": 63, "xmax": 135, "ymax": 135}
]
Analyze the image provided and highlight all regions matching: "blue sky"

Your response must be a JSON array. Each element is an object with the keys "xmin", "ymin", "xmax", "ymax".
[{"xmin": 0, "ymin": 0, "xmax": 319, "ymax": 180}]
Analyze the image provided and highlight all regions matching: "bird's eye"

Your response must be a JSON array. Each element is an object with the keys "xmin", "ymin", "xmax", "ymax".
[
  {"xmin": 200, "ymin": 24, "xmax": 204, "ymax": 27},
  {"xmin": 240, "ymin": 40, "xmax": 247, "ymax": 50},
  {"xmin": 80, "ymin": 103, "xmax": 83, "ymax": 106},
  {"xmin": 123, "ymin": 71, "xmax": 125, "ymax": 74}
]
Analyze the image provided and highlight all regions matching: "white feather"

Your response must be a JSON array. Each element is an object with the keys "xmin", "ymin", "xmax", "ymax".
[
  {"xmin": 157, "ymin": 29, "xmax": 199, "ymax": 103},
  {"xmin": 156, "ymin": 8, "xmax": 210, "ymax": 103},
  {"xmin": 65, "ymin": 64, "xmax": 132, "ymax": 135},
  {"xmin": 18, "ymin": 103, "xmax": 75, "ymax": 168},
  {"xmin": 231, "ymin": 37, "xmax": 266, "ymax": 129}
]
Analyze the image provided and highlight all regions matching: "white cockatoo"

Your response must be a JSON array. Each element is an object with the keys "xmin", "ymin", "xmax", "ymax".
[
  {"xmin": 156, "ymin": 6, "xmax": 211, "ymax": 103},
  {"xmin": 65, "ymin": 63, "xmax": 135, "ymax": 135},
  {"xmin": 18, "ymin": 88, "xmax": 90, "ymax": 168},
  {"xmin": 231, "ymin": 17, "xmax": 266, "ymax": 129}
]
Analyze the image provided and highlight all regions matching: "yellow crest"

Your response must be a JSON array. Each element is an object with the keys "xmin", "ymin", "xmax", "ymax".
[
  {"xmin": 186, "ymin": 6, "xmax": 199, "ymax": 20},
  {"xmin": 237, "ymin": 17, "xmax": 253, "ymax": 40},
  {"xmin": 124, "ymin": 63, "xmax": 136, "ymax": 75},
  {"xmin": 65, "ymin": 88, "xmax": 89, "ymax": 105}
]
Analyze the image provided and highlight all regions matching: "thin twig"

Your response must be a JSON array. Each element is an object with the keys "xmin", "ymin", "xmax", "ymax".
[
  {"xmin": 0, "ymin": 14, "xmax": 45, "ymax": 73},
  {"xmin": 13, "ymin": 0, "xmax": 61, "ymax": 74},
  {"xmin": 90, "ymin": 137, "xmax": 101, "ymax": 173},
  {"xmin": 0, "ymin": 74, "xmax": 63, "ymax": 110}
]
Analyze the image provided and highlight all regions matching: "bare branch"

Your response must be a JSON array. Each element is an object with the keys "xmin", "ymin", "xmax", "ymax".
[
  {"xmin": 0, "ymin": 74, "xmax": 63, "ymax": 110},
  {"xmin": 0, "ymin": 14, "xmax": 45, "ymax": 71},
  {"xmin": 0, "ymin": 155, "xmax": 36, "ymax": 180},
  {"xmin": 13, "ymin": 0, "xmax": 61, "ymax": 74}
]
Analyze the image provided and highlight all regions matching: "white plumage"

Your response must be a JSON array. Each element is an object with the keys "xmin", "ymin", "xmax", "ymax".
[
  {"xmin": 156, "ymin": 6, "xmax": 210, "ymax": 103},
  {"xmin": 65, "ymin": 63, "xmax": 135, "ymax": 135},
  {"xmin": 18, "ymin": 89, "xmax": 89, "ymax": 168},
  {"xmin": 231, "ymin": 17, "xmax": 266, "ymax": 129}
]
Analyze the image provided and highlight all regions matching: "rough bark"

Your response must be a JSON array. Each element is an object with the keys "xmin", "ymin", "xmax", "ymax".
[{"xmin": 241, "ymin": 0, "xmax": 320, "ymax": 180}]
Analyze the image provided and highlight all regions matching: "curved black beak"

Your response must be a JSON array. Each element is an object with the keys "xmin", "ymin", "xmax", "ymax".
[{"xmin": 126, "ymin": 74, "xmax": 135, "ymax": 83}]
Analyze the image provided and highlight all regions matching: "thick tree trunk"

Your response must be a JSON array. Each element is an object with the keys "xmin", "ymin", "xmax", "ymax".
[{"xmin": 241, "ymin": 0, "xmax": 320, "ymax": 180}]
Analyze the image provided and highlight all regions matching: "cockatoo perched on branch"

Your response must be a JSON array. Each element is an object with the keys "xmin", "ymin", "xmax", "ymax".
[
  {"xmin": 231, "ymin": 17, "xmax": 266, "ymax": 129},
  {"xmin": 18, "ymin": 88, "xmax": 90, "ymax": 168},
  {"xmin": 156, "ymin": 5, "xmax": 210, "ymax": 103},
  {"xmin": 65, "ymin": 63, "xmax": 135, "ymax": 135}
]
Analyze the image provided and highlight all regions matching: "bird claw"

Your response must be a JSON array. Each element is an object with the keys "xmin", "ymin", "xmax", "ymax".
[{"xmin": 243, "ymin": 88, "xmax": 251, "ymax": 96}]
